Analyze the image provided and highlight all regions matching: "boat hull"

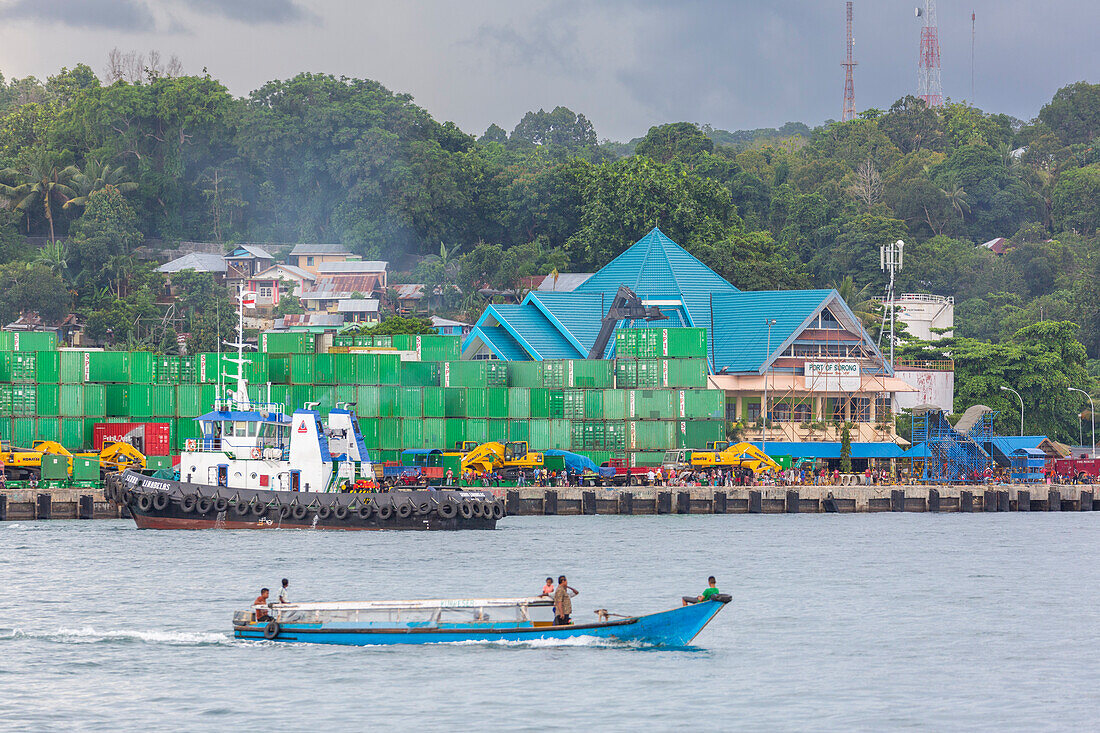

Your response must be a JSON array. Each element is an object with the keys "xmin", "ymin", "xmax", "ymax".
[
  {"xmin": 107, "ymin": 470, "xmax": 501, "ymax": 531},
  {"xmin": 233, "ymin": 600, "xmax": 726, "ymax": 646}
]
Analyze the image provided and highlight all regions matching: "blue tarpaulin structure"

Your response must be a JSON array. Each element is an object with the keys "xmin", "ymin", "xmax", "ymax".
[{"xmin": 544, "ymin": 450, "xmax": 616, "ymax": 477}]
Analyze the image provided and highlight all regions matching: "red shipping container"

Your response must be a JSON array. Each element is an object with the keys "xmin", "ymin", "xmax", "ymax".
[{"xmin": 94, "ymin": 422, "xmax": 171, "ymax": 456}]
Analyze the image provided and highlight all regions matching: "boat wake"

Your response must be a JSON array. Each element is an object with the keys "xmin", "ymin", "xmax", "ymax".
[{"xmin": 0, "ymin": 626, "xmax": 236, "ymax": 647}]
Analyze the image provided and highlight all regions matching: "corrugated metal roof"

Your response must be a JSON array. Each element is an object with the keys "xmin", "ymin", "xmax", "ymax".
[
  {"xmin": 749, "ymin": 441, "xmax": 904, "ymax": 459},
  {"xmin": 158, "ymin": 253, "xmax": 227, "ymax": 273},
  {"xmin": 526, "ymin": 291, "xmax": 608, "ymax": 355},
  {"xmin": 289, "ymin": 243, "xmax": 353, "ymax": 255},
  {"xmin": 710, "ymin": 290, "xmax": 833, "ymax": 373},
  {"xmin": 473, "ymin": 325, "xmax": 531, "ymax": 361},
  {"xmin": 226, "ymin": 245, "xmax": 275, "ymax": 260},
  {"xmin": 537, "ymin": 272, "xmax": 593, "ymax": 291},
  {"xmin": 253, "ymin": 264, "xmax": 316, "ymax": 282},
  {"xmin": 336, "ymin": 299, "xmax": 380, "ymax": 313},
  {"xmin": 486, "ymin": 304, "xmax": 582, "ymax": 359},
  {"xmin": 395, "ymin": 284, "xmax": 425, "ymax": 299}
]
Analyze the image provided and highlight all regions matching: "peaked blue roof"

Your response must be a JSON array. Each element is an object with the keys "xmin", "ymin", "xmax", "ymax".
[
  {"xmin": 711, "ymin": 290, "xmax": 833, "ymax": 373},
  {"xmin": 749, "ymin": 442, "xmax": 904, "ymax": 459}
]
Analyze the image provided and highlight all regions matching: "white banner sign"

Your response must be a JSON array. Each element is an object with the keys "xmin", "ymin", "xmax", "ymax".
[{"xmin": 805, "ymin": 361, "xmax": 861, "ymax": 391}]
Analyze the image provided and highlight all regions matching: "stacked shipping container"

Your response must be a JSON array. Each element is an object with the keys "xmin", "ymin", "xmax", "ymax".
[{"xmin": 0, "ymin": 328, "xmax": 724, "ymax": 467}]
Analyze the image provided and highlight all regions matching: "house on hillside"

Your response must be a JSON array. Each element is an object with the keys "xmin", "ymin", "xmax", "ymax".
[
  {"xmin": 289, "ymin": 243, "xmax": 354, "ymax": 274},
  {"xmin": 431, "ymin": 316, "xmax": 471, "ymax": 337},
  {"xmin": 337, "ymin": 299, "xmax": 382, "ymax": 324},
  {"xmin": 463, "ymin": 227, "xmax": 915, "ymax": 447},
  {"xmin": 157, "ymin": 253, "xmax": 228, "ymax": 300},
  {"xmin": 246, "ymin": 264, "xmax": 316, "ymax": 307},
  {"xmin": 224, "ymin": 245, "xmax": 275, "ymax": 289}
]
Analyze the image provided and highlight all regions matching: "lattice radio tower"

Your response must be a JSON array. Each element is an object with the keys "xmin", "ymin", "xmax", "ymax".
[
  {"xmin": 841, "ymin": 2, "xmax": 857, "ymax": 121},
  {"xmin": 916, "ymin": 0, "xmax": 943, "ymax": 107}
]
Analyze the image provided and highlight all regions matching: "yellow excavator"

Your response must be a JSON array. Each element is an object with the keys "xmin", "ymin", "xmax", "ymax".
[
  {"xmin": 662, "ymin": 442, "xmax": 783, "ymax": 474},
  {"xmin": 0, "ymin": 439, "xmax": 146, "ymax": 480},
  {"xmin": 460, "ymin": 441, "xmax": 544, "ymax": 478}
]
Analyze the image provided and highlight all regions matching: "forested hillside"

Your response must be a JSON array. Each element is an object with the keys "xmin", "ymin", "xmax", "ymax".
[{"xmin": 1, "ymin": 62, "xmax": 1098, "ymax": 438}]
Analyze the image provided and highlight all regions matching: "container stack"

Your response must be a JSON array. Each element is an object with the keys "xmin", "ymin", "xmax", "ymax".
[{"xmin": 0, "ymin": 328, "xmax": 726, "ymax": 468}]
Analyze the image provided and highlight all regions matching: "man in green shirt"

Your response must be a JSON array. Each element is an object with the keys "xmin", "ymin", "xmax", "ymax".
[{"xmin": 683, "ymin": 576, "xmax": 720, "ymax": 605}]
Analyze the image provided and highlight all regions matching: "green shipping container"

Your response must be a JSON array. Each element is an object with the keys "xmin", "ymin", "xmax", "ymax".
[
  {"xmin": 508, "ymin": 420, "xmax": 528, "ymax": 443},
  {"xmin": 9, "ymin": 352, "xmax": 36, "ymax": 383},
  {"xmin": 399, "ymin": 360, "xmax": 440, "ymax": 387},
  {"xmin": 313, "ymin": 354, "xmax": 335, "ymax": 384},
  {"xmin": 662, "ymin": 359, "xmax": 708, "ymax": 388},
  {"xmin": 60, "ymin": 417, "xmax": 90, "ymax": 450},
  {"xmin": 628, "ymin": 420, "xmax": 676, "ymax": 451},
  {"xmin": 444, "ymin": 419, "xmax": 466, "ymax": 448},
  {"xmin": 72, "ymin": 455, "xmax": 99, "ymax": 480},
  {"xmin": 628, "ymin": 451, "xmax": 666, "ymax": 467},
  {"xmin": 176, "ymin": 384, "xmax": 215, "ymax": 417},
  {"xmin": 290, "ymin": 354, "xmax": 316, "ymax": 384},
  {"xmin": 87, "ymin": 352, "xmax": 129, "ymax": 383},
  {"xmin": 486, "ymin": 387, "xmax": 509, "ymax": 418},
  {"xmin": 399, "ymin": 387, "xmax": 422, "ymax": 417},
  {"xmin": 422, "ymin": 387, "xmax": 445, "ymax": 418},
  {"xmin": 128, "ymin": 351, "xmax": 154, "ymax": 383},
  {"xmin": 402, "ymin": 418, "xmax": 424, "ymax": 448},
  {"xmin": 59, "ymin": 350, "xmax": 88, "ymax": 383},
  {"xmin": 485, "ymin": 362, "xmax": 509, "ymax": 387},
  {"xmin": 603, "ymin": 390, "xmax": 627, "ymax": 420},
  {"xmin": 0, "ymin": 332, "xmax": 12, "ymax": 351},
  {"xmin": 465, "ymin": 419, "xmax": 487, "ymax": 444},
  {"xmin": 679, "ymin": 389, "xmax": 724, "ymax": 419},
  {"xmin": 13, "ymin": 417, "xmax": 35, "ymax": 446},
  {"xmin": 678, "ymin": 419, "xmax": 726, "ymax": 448},
  {"xmin": 36, "ymin": 418, "xmax": 60, "ymax": 444},
  {"xmin": 334, "ymin": 384, "xmax": 357, "ymax": 407},
  {"xmin": 358, "ymin": 418, "xmax": 379, "ymax": 451},
  {"xmin": 487, "ymin": 418, "xmax": 508, "ymax": 443},
  {"xmin": 616, "ymin": 327, "xmax": 707, "ymax": 358},
  {"xmin": 378, "ymin": 386, "xmax": 400, "ymax": 418},
  {"xmin": 356, "ymin": 386, "xmax": 381, "ymax": 416},
  {"xmin": 507, "ymin": 388, "xmax": 530, "ymax": 418},
  {"xmin": 13, "ymin": 331, "xmax": 57, "ymax": 352},
  {"xmin": 83, "ymin": 384, "xmax": 106, "ymax": 417},
  {"xmin": 529, "ymin": 388, "xmax": 550, "ymax": 418},
  {"xmin": 152, "ymin": 385, "xmax": 176, "ymax": 417},
  {"xmin": 569, "ymin": 360, "xmax": 615, "ymax": 389},
  {"xmin": 443, "ymin": 361, "xmax": 486, "ymax": 388},
  {"xmin": 528, "ymin": 419, "xmax": 550, "ymax": 449},
  {"xmin": 379, "ymin": 419, "xmax": 402, "ymax": 450},
  {"xmin": 261, "ymin": 331, "xmax": 315, "ymax": 354},
  {"xmin": 549, "ymin": 418, "xmax": 571, "ymax": 450},
  {"xmin": 34, "ymin": 351, "xmax": 60, "ymax": 383},
  {"xmin": 59, "ymin": 385, "xmax": 83, "ymax": 416},
  {"xmin": 377, "ymin": 354, "xmax": 401, "ymax": 385},
  {"xmin": 267, "ymin": 355, "xmax": 290, "ymax": 385},
  {"xmin": 332, "ymin": 353, "xmax": 358, "ymax": 383},
  {"xmin": 444, "ymin": 388, "xmax": 466, "ymax": 418},
  {"xmin": 508, "ymin": 361, "xmax": 543, "ymax": 388},
  {"xmin": 423, "ymin": 418, "xmax": 446, "ymax": 448},
  {"xmin": 465, "ymin": 389, "xmax": 487, "ymax": 418},
  {"xmin": 36, "ymin": 386, "xmax": 59, "ymax": 417}
]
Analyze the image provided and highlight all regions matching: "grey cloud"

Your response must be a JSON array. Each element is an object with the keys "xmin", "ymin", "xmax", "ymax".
[
  {"xmin": 182, "ymin": 0, "xmax": 319, "ymax": 25},
  {"xmin": 470, "ymin": 15, "xmax": 588, "ymax": 76},
  {"xmin": 0, "ymin": 0, "xmax": 156, "ymax": 31}
]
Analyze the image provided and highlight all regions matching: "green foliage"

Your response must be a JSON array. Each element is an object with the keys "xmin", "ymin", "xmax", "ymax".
[
  {"xmin": 840, "ymin": 423, "xmax": 852, "ymax": 472},
  {"xmin": 510, "ymin": 106, "xmax": 596, "ymax": 153},
  {"xmin": 1052, "ymin": 164, "xmax": 1100, "ymax": 234},
  {"xmin": 634, "ymin": 122, "xmax": 714, "ymax": 164},
  {"xmin": 0, "ymin": 261, "xmax": 67, "ymax": 324},
  {"xmin": 67, "ymin": 185, "xmax": 143, "ymax": 294},
  {"xmin": 367, "ymin": 315, "xmax": 435, "ymax": 336},
  {"xmin": 170, "ymin": 270, "xmax": 236, "ymax": 353},
  {"xmin": 1038, "ymin": 82, "xmax": 1100, "ymax": 146}
]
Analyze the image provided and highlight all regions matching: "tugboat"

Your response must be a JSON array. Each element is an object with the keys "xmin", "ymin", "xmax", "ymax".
[{"xmin": 104, "ymin": 291, "xmax": 504, "ymax": 531}]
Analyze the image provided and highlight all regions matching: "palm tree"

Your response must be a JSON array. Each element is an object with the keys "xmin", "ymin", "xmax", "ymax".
[
  {"xmin": 63, "ymin": 158, "xmax": 138, "ymax": 211},
  {"xmin": 832, "ymin": 275, "xmax": 879, "ymax": 330},
  {"xmin": 0, "ymin": 154, "xmax": 79, "ymax": 242},
  {"xmin": 34, "ymin": 240, "xmax": 70, "ymax": 281},
  {"xmin": 105, "ymin": 253, "xmax": 135, "ymax": 298},
  {"xmin": 939, "ymin": 176, "xmax": 970, "ymax": 220}
]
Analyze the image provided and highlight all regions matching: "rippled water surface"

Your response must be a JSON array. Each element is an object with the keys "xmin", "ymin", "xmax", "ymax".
[{"xmin": 3, "ymin": 514, "xmax": 1100, "ymax": 731}]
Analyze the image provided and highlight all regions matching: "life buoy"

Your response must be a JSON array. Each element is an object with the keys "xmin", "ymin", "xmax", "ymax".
[
  {"xmin": 197, "ymin": 497, "xmax": 213, "ymax": 514},
  {"xmin": 291, "ymin": 505, "xmax": 307, "ymax": 520},
  {"xmin": 264, "ymin": 621, "xmax": 280, "ymax": 640},
  {"xmin": 213, "ymin": 497, "xmax": 229, "ymax": 513},
  {"xmin": 185, "ymin": 439, "xmax": 197, "ymax": 451},
  {"xmin": 333, "ymin": 504, "xmax": 349, "ymax": 520},
  {"xmin": 459, "ymin": 501, "xmax": 473, "ymax": 519},
  {"xmin": 317, "ymin": 504, "xmax": 332, "ymax": 520},
  {"xmin": 180, "ymin": 495, "xmax": 198, "ymax": 513},
  {"xmin": 152, "ymin": 492, "xmax": 170, "ymax": 511},
  {"xmin": 491, "ymin": 502, "xmax": 505, "ymax": 519},
  {"xmin": 396, "ymin": 501, "xmax": 413, "ymax": 519},
  {"xmin": 376, "ymin": 503, "xmax": 393, "ymax": 520},
  {"xmin": 439, "ymin": 501, "xmax": 457, "ymax": 519},
  {"xmin": 251, "ymin": 447, "xmax": 262, "ymax": 459},
  {"xmin": 357, "ymin": 503, "xmax": 373, "ymax": 520},
  {"xmin": 138, "ymin": 494, "xmax": 154, "ymax": 512}
]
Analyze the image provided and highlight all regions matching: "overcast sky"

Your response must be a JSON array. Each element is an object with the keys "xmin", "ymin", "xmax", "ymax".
[{"xmin": 0, "ymin": 0, "xmax": 1096, "ymax": 141}]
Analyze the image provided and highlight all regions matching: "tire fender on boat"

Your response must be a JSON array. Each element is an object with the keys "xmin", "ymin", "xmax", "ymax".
[
  {"xmin": 234, "ymin": 500, "xmax": 251, "ymax": 517},
  {"xmin": 250, "ymin": 501, "xmax": 267, "ymax": 517},
  {"xmin": 471, "ymin": 501, "xmax": 484, "ymax": 518},
  {"xmin": 279, "ymin": 504, "xmax": 292, "ymax": 519},
  {"xmin": 138, "ymin": 493, "xmax": 154, "ymax": 512},
  {"xmin": 396, "ymin": 500, "xmax": 413, "ymax": 519},
  {"xmin": 416, "ymin": 500, "xmax": 432, "ymax": 515},
  {"xmin": 264, "ymin": 621, "xmax": 280, "ymax": 640},
  {"xmin": 197, "ymin": 497, "xmax": 214, "ymax": 514},
  {"xmin": 152, "ymin": 492, "xmax": 170, "ymax": 511},
  {"xmin": 357, "ymin": 502, "xmax": 373, "ymax": 520},
  {"xmin": 376, "ymin": 502, "xmax": 393, "ymax": 520},
  {"xmin": 213, "ymin": 497, "xmax": 229, "ymax": 513},
  {"xmin": 333, "ymin": 504, "xmax": 349, "ymax": 520},
  {"xmin": 438, "ymin": 501, "xmax": 457, "ymax": 519},
  {"xmin": 491, "ymin": 501, "xmax": 505, "ymax": 519},
  {"xmin": 291, "ymin": 504, "xmax": 308, "ymax": 520},
  {"xmin": 180, "ymin": 494, "xmax": 198, "ymax": 513},
  {"xmin": 458, "ymin": 501, "xmax": 473, "ymax": 519},
  {"xmin": 317, "ymin": 504, "xmax": 332, "ymax": 520}
]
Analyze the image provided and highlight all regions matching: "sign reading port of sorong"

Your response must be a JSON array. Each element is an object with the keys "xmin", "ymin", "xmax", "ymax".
[{"xmin": 805, "ymin": 361, "xmax": 861, "ymax": 391}]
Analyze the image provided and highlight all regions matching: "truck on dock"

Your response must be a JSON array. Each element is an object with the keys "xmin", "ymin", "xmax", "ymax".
[{"xmin": 1050, "ymin": 457, "xmax": 1100, "ymax": 482}]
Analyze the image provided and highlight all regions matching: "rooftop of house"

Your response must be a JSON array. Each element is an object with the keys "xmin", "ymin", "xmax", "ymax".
[
  {"xmin": 316, "ymin": 261, "xmax": 387, "ymax": 274},
  {"xmin": 252, "ymin": 264, "xmax": 317, "ymax": 282},
  {"xmin": 157, "ymin": 252, "xmax": 227, "ymax": 274},
  {"xmin": 535, "ymin": 272, "xmax": 594, "ymax": 292},
  {"xmin": 336, "ymin": 299, "xmax": 381, "ymax": 313},
  {"xmin": 225, "ymin": 244, "xmax": 276, "ymax": 260},
  {"xmin": 289, "ymin": 243, "xmax": 354, "ymax": 256}
]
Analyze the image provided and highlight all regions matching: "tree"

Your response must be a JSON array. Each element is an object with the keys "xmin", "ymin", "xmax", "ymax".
[
  {"xmin": 0, "ymin": 261, "xmax": 67, "ymax": 324},
  {"xmin": 847, "ymin": 158, "xmax": 883, "ymax": 208},
  {"xmin": 67, "ymin": 185, "xmax": 143, "ymax": 291},
  {"xmin": 832, "ymin": 275, "xmax": 879, "ymax": 330},
  {"xmin": 840, "ymin": 423, "xmax": 853, "ymax": 473},
  {"xmin": 369, "ymin": 315, "xmax": 435, "ymax": 335},
  {"xmin": 510, "ymin": 106, "xmax": 596, "ymax": 152},
  {"xmin": 878, "ymin": 95, "xmax": 943, "ymax": 154},
  {"xmin": 1038, "ymin": 81, "xmax": 1100, "ymax": 146},
  {"xmin": 479, "ymin": 124, "xmax": 508, "ymax": 144},
  {"xmin": 170, "ymin": 270, "xmax": 237, "ymax": 353},
  {"xmin": 812, "ymin": 214, "xmax": 906, "ymax": 286},
  {"xmin": 63, "ymin": 158, "xmax": 138, "ymax": 211},
  {"xmin": 634, "ymin": 122, "xmax": 714, "ymax": 164},
  {"xmin": 1052, "ymin": 164, "xmax": 1100, "ymax": 234},
  {"xmin": 0, "ymin": 153, "xmax": 78, "ymax": 241}
]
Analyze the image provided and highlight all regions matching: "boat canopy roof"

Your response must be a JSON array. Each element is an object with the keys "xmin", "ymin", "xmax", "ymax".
[
  {"xmin": 264, "ymin": 597, "xmax": 554, "ymax": 611},
  {"xmin": 195, "ymin": 410, "xmax": 293, "ymax": 424}
]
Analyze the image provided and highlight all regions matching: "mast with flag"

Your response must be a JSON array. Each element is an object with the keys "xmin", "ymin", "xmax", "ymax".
[{"xmin": 222, "ymin": 285, "xmax": 258, "ymax": 409}]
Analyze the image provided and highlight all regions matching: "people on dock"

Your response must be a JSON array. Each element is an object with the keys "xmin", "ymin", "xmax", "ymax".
[
  {"xmin": 683, "ymin": 576, "xmax": 720, "ymax": 606},
  {"xmin": 278, "ymin": 578, "xmax": 290, "ymax": 604},
  {"xmin": 553, "ymin": 575, "xmax": 578, "ymax": 625},
  {"xmin": 254, "ymin": 588, "xmax": 271, "ymax": 621}
]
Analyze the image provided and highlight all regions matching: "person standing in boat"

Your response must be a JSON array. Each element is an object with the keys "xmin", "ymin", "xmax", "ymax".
[
  {"xmin": 553, "ymin": 575, "xmax": 578, "ymax": 625},
  {"xmin": 278, "ymin": 578, "xmax": 290, "ymax": 604}
]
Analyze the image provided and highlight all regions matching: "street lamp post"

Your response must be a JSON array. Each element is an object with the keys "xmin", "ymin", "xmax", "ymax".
[
  {"xmin": 1000, "ymin": 385, "xmax": 1024, "ymax": 437},
  {"xmin": 762, "ymin": 318, "xmax": 776, "ymax": 453},
  {"xmin": 1068, "ymin": 387, "xmax": 1095, "ymax": 458}
]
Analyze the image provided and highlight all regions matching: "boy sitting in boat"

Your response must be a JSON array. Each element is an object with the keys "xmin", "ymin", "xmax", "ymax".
[{"xmin": 683, "ymin": 577, "xmax": 720, "ymax": 606}]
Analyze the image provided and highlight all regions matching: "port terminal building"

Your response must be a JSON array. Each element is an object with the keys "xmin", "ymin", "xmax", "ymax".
[{"xmin": 463, "ymin": 228, "xmax": 914, "ymax": 446}]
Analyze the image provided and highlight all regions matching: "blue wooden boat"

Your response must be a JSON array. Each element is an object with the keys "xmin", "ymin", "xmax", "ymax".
[{"xmin": 233, "ymin": 594, "xmax": 730, "ymax": 647}]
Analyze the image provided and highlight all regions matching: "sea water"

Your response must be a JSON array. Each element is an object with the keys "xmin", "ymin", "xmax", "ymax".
[{"xmin": 3, "ymin": 514, "xmax": 1099, "ymax": 731}]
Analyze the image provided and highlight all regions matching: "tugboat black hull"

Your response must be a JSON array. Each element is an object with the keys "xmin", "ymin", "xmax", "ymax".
[{"xmin": 106, "ymin": 470, "xmax": 502, "ymax": 530}]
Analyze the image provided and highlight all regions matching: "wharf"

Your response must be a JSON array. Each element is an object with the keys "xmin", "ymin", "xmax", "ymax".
[{"xmin": 3, "ymin": 484, "xmax": 1098, "ymax": 520}]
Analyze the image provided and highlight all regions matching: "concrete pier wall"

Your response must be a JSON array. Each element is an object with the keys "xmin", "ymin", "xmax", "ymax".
[{"xmin": 1, "ymin": 485, "xmax": 1097, "ymax": 520}]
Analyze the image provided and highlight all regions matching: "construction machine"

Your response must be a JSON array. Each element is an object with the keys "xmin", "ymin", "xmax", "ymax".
[
  {"xmin": 460, "ymin": 441, "xmax": 544, "ymax": 478},
  {"xmin": 661, "ymin": 442, "xmax": 783, "ymax": 474},
  {"xmin": 0, "ymin": 439, "xmax": 146, "ymax": 480}
]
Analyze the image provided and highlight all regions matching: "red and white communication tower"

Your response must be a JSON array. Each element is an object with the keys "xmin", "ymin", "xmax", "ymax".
[
  {"xmin": 916, "ymin": 0, "xmax": 943, "ymax": 107},
  {"xmin": 841, "ymin": 2, "xmax": 857, "ymax": 121}
]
